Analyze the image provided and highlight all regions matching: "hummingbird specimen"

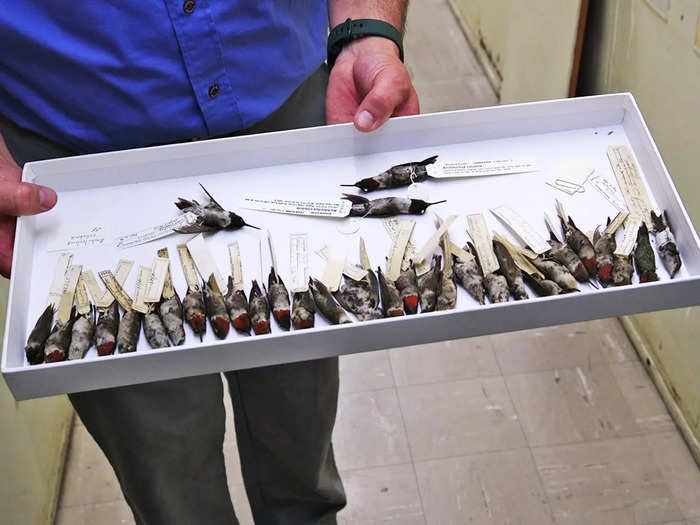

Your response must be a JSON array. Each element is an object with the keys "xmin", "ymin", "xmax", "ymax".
[
  {"xmin": 44, "ymin": 307, "xmax": 78, "ymax": 363},
  {"xmin": 25, "ymin": 305, "xmax": 54, "ymax": 365},
  {"xmin": 309, "ymin": 278, "xmax": 352, "ymax": 325},
  {"xmin": 117, "ymin": 309, "xmax": 142, "ymax": 353},
  {"xmin": 224, "ymin": 277, "xmax": 251, "ymax": 334},
  {"xmin": 183, "ymin": 286, "xmax": 207, "ymax": 340},
  {"xmin": 524, "ymin": 272, "xmax": 563, "ymax": 296},
  {"xmin": 249, "ymin": 280, "xmax": 272, "ymax": 335},
  {"xmin": 341, "ymin": 155, "xmax": 439, "ymax": 192},
  {"xmin": 174, "ymin": 184, "xmax": 258, "ymax": 234},
  {"xmin": 612, "ymin": 254, "xmax": 634, "ymax": 286},
  {"xmin": 143, "ymin": 308, "xmax": 171, "ymax": 348},
  {"xmin": 292, "ymin": 290, "xmax": 316, "ymax": 330},
  {"xmin": 453, "ymin": 243, "xmax": 485, "ymax": 305},
  {"xmin": 593, "ymin": 219, "xmax": 616, "ymax": 285},
  {"xmin": 634, "ymin": 223, "xmax": 659, "ymax": 283},
  {"xmin": 267, "ymin": 269, "xmax": 291, "ymax": 330},
  {"xmin": 377, "ymin": 267, "xmax": 405, "ymax": 317},
  {"xmin": 556, "ymin": 203, "xmax": 596, "ymax": 276},
  {"xmin": 68, "ymin": 305, "xmax": 96, "ymax": 360},
  {"xmin": 417, "ymin": 255, "xmax": 442, "ymax": 312},
  {"xmin": 159, "ymin": 290, "xmax": 186, "ymax": 346},
  {"xmin": 650, "ymin": 210, "xmax": 681, "ymax": 278},
  {"xmin": 492, "ymin": 239, "xmax": 528, "ymax": 300},
  {"xmin": 334, "ymin": 272, "xmax": 383, "ymax": 321},
  {"xmin": 95, "ymin": 302, "xmax": 120, "ymax": 356},
  {"xmin": 395, "ymin": 262, "xmax": 420, "ymax": 314},
  {"xmin": 545, "ymin": 220, "xmax": 589, "ymax": 282},
  {"xmin": 531, "ymin": 257, "xmax": 579, "ymax": 292},
  {"xmin": 342, "ymin": 194, "xmax": 446, "ymax": 217}
]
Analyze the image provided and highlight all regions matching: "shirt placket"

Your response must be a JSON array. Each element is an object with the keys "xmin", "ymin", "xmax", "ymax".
[{"xmin": 164, "ymin": 0, "xmax": 242, "ymax": 136}]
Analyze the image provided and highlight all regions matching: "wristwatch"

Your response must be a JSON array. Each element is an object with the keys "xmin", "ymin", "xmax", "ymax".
[{"xmin": 327, "ymin": 18, "xmax": 404, "ymax": 68}]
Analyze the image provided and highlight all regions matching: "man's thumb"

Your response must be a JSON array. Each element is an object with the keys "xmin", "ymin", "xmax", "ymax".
[
  {"xmin": 354, "ymin": 69, "xmax": 410, "ymax": 132},
  {"xmin": 0, "ymin": 180, "xmax": 57, "ymax": 216}
]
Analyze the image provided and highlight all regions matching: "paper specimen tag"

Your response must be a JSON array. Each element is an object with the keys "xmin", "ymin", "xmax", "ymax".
[
  {"xmin": 99, "ymin": 270, "xmax": 133, "ymax": 311},
  {"xmin": 75, "ymin": 275, "xmax": 91, "ymax": 315},
  {"xmin": 490, "ymin": 206, "xmax": 550, "ymax": 254},
  {"xmin": 157, "ymin": 248, "xmax": 175, "ymax": 299},
  {"xmin": 544, "ymin": 212, "xmax": 562, "ymax": 244},
  {"xmin": 359, "ymin": 237, "xmax": 372, "ymax": 271},
  {"xmin": 426, "ymin": 159, "xmax": 537, "ymax": 179},
  {"xmin": 589, "ymin": 174, "xmax": 627, "ymax": 212},
  {"xmin": 228, "ymin": 242, "xmax": 244, "ymax": 291},
  {"xmin": 317, "ymin": 245, "xmax": 367, "ymax": 282},
  {"xmin": 186, "ymin": 234, "xmax": 226, "ymax": 291},
  {"xmin": 386, "ymin": 220, "xmax": 416, "ymax": 281},
  {"xmin": 57, "ymin": 265, "xmax": 82, "ymax": 323},
  {"xmin": 81, "ymin": 270, "xmax": 105, "ymax": 306},
  {"xmin": 467, "ymin": 214, "xmax": 499, "ymax": 275},
  {"xmin": 605, "ymin": 211, "xmax": 629, "ymax": 236},
  {"xmin": 132, "ymin": 266, "xmax": 151, "ymax": 314},
  {"xmin": 145, "ymin": 257, "xmax": 169, "ymax": 303},
  {"xmin": 656, "ymin": 228, "xmax": 675, "ymax": 248},
  {"xmin": 449, "ymin": 241, "xmax": 474, "ymax": 263},
  {"xmin": 382, "ymin": 218, "xmax": 426, "ymax": 275},
  {"xmin": 320, "ymin": 246, "xmax": 346, "ymax": 292},
  {"xmin": 436, "ymin": 217, "xmax": 453, "ymax": 275},
  {"xmin": 243, "ymin": 193, "xmax": 352, "ymax": 217},
  {"xmin": 98, "ymin": 260, "xmax": 134, "ymax": 308},
  {"xmin": 48, "ymin": 252, "xmax": 73, "ymax": 308},
  {"xmin": 47, "ymin": 225, "xmax": 111, "ymax": 252},
  {"xmin": 607, "ymin": 146, "xmax": 653, "ymax": 225},
  {"xmin": 415, "ymin": 216, "xmax": 456, "ymax": 265},
  {"xmin": 177, "ymin": 244, "xmax": 200, "ymax": 291},
  {"xmin": 266, "ymin": 231, "xmax": 278, "ymax": 273},
  {"xmin": 290, "ymin": 234, "xmax": 309, "ymax": 293},
  {"xmin": 493, "ymin": 233, "xmax": 543, "ymax": 278},
  {"xmin": 615, "ymin": 216, "xmax": 642, "ymax": 256},
  {"xmin": 114, "ymin": 212, "xmax": 198, "ymax": 249}
]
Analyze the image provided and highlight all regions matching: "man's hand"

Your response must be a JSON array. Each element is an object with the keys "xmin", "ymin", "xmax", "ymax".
[
  {"xmin": 326, "ymin": 36, "xmax": 419, "ymax": 131},
  {"xmin": 0, "ymin": 136, "xmax": 57, "ymax": 277}
]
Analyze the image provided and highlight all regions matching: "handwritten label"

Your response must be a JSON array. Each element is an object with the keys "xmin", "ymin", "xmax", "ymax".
[
  {"xmin": 177, "ymin": 244, "xmax": 200, "ymax": 291},
  {"xmin": 426, "ymin": 159, "xmax": 537, "ymax": 179},
  {"xmin": 228, "ymin": 242, "xmax": 244, "ymax": 291},
  {"xmin": 615, "ymin": 216, "xmax": 642, "ymax": 256},
  {"xmin": 386, "ymin": 220, "xmax": 416, "ymax": 281},
  {"xmin": 132, "ymin": 266, "xmax": 151, "ymax": 314},
  {"xmin": 157, "ymin": 248, "xmax": 175, "ymax": 299},
  {"xmin": 467, "ymin": 214, "xmax": 499, "ymax": 275},
  {"xmin": 544, "ymin": 212, "xmax": 562, "ymax": 243},
  {"xmin": 48, "ymin": 226, "xmax": 110, "ymax": 252},
  {"xmin": 383, "ymin": 218, "xmax": 427, "ymax": 275},
  {"xmin": 320, "ymin": 245, "xmax": 346, "ymax": 292},
  {"xmin": 99, "ymin": 270, "xmax": 133, "ymax": 311},
  {"xmin": 415, "ymin": 216, "xmax": 456, "ymax": 265},
  {"xmin": 48, "ymin": 253, "xmax": 73, "ymax": 308},
  {"xmin": 115, "ymin": 212, "xmax": 197, "ymax": 249},
  {"xmin": 449, "ymin": 242, "xmax": 474, "ymax": 263},
  {"xmin": 58, "ymin": 265, "xmax": 83, "ymax": 323},
  {"xmin": 290, "ymin": 234, "xmax": 309, "ymax": 293},
  {"xmin": 267, "ymin": 231, "xmax": 278, "ymax": 273},
  {"xmin": 490, "ymin": 206, "xmax": 550, "ymax": 254},
  {"xmin": 145, "ymin": 257, "xmax": 169, "ymax": 303},
  {"xmin": 317, "ymin": 244, "xmax": 367, "ymax": 282},
  {"xmin": 243, "ymin": 193, "xmax": 351, "ymax": 217},
  {"xmin": 590, "ymin": 174, "xmax": 627, "ymax": 212},
  {"xmin": 186, "ymin": 233, "xmax": 226, "ymax": 291},
  {"xmin": 82, "ymin": 270, "xmax": 105, "ymax": 306},
  {"xmin": 75, "ymin": 275, "xmax": 91, "ymax": 315},
  {"xmin": 607, "ymin": 146, "xmax": 653, "ymax": 225}
]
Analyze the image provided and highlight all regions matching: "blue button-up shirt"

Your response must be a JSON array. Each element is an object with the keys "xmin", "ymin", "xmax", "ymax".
[{"xmin": 0, "ymin": 1, "xmax": 327, "ymax": 153}]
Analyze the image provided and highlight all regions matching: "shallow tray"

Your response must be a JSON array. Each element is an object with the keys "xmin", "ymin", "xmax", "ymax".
[{"xmin": 3, "ymin": 93, "xmax": 699, "ymax": 400}]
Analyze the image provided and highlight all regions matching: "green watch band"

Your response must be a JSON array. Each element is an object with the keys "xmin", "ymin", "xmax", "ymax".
[{"xmin": 327, "ymin": 18, "xmax": 404, "ymax": 68}]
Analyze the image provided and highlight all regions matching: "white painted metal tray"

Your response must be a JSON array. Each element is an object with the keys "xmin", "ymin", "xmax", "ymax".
[{"xmin": 3, "ymin": 93, "xmax": 699, "ymax": 400}]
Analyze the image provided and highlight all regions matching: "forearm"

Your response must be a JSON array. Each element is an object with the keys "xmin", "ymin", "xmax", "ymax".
[{"xmin": 328, "ymin": 0, "xmax": 409, "ymax": 32}]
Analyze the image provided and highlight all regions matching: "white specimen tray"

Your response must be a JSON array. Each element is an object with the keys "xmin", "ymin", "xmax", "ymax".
[{"xmin": 3, "ymin": 93, "xmax": 699, "ymax": 400}]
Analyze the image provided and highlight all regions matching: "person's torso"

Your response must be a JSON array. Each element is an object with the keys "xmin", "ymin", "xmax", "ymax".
[{"xmin": 0, "ymin": 1, "xmax": 327, "ymax": 153}]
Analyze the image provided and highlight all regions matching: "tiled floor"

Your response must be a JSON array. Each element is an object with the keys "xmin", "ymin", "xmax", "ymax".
[{"xmin": 54, "ymin": 1, "xmax": 700, "ymax": 524}]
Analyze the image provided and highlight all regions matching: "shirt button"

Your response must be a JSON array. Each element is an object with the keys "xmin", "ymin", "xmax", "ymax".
[
  {"xmin": 208, "ymin": 84, "xmax": 220, "ymax": 99},
  {"xmin": 183, "ymin": 0, "xmax": 195, "ymax": 14}
]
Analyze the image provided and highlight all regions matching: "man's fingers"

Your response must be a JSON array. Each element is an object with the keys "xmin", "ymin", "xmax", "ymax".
[
  {"xmin": 392, "ymin": 87, "xmax": 420, "ymax": 117},
  {"xmin": 0, "ymin": 180, "xmax": 57, "ymax": 216},
  {"xmin": 0, "ymin": 217, "xmax": 16, "ymax": 278},
  {"xmin": 354, "ymin": 68, "xmax": 412, "ymax": 132}
]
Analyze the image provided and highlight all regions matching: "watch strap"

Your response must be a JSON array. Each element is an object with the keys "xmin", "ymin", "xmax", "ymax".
[{"xmin": 327, "ymin": 18, "xmax": 404, "ymax": 68}]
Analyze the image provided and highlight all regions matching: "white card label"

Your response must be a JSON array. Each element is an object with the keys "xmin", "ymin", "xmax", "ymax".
[
  {"xmin": 386, "ymin": 220, "xmax": 416, "ymax": 281},
  {"xmin": 186, "ymin": 234, "xmax": 226, "ymax": 291},
  {"xmin": 590, "ymin": 174, "xmax": 627, "ymax": 212},
  {"xmin": 320, "ymin": 246, "xmax": 346, "ymax": 292},
  {"xmin": 57, "ymin": 265, "xmax": 82, "ymax": 323},
  {"xmin": 82, "ymin": 270, "xmax": 105, "ymax": 306},
  {"xmin": 75, "ymin": 275, "xmax": 91, "ymax": 315},
  {"xmin": 157, "ymin": 248, "xmax": 175, "ymax": 299},
  {"xmin": 607, "ymin": 146, "xmax": 653, "ymax": 225},
  {"xmin": 115, "ymin": 212, "xmax": 198, "ymax": 249},
  {"xmin": 290, "ymin": 234, "xmax": 309, "ymax": 293},
  {"xmin": 615, "ymin": 217, "xmax": 642, "ymax": 256},
  {"xmin": 490, "ymin": 206, "xmax": 550, "ymax": 254},
  {"xmin": 177, "ymin": 244, "xmax": 200, "ymax": 291},
  {"xmin": 243, "ymin": 193, "xmax": 351, "ymax": 217},
  {"xmin": 467, "ymin": 214, "xmax": 499, "ymax": 275},
  {"xmin": 605, "ymin": 211, "xmax": 629, "ymax": 236},
  {"xmin": 47, "ymin": 225, "xmax": 111, "ymax": 252},
  {"xmin": 145, "ymin": 257, "xmax": 169, "ymax": 303},
  {"xmin": 359, "ymin": 237, "xmax": 371, "ymax": 271},
  {"xmin": 48, "ymin": 252, "xmax": 72, "ymax": 308},
  {"xmin": 99, "ymin": 260, "xmax": 133, "ymax": 308},
  {"xmin": 544, "ymin": 212, "xmax": 562, "ymax": 243},
  {"xmin": 449, "ymin": 241, "xmax": 474, "ymax": 263},
  {"xmin": 317, "ymin": 244, "xmax": 367, "ymax": 282},
  {"xmin": 228, "ymin": 242, "xmax": 244, "ymax": 291},
  {"xmin": 99, "ymin": 269, "xmax": 133, "ymax": 311},
  {"xmin": 132, "ymin": 266, "xmax": 152, "ymax": 314},
  {"xmin": 426, "ymin": 159, "xmax": 537, "ymax": 179},
  {"xmin": 382, "ymin": 218, "xmax": 427, "ymax": 275},
  {"xmin": 415, "ymin": 215, "xmax": 456, "ymax": 264}
]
